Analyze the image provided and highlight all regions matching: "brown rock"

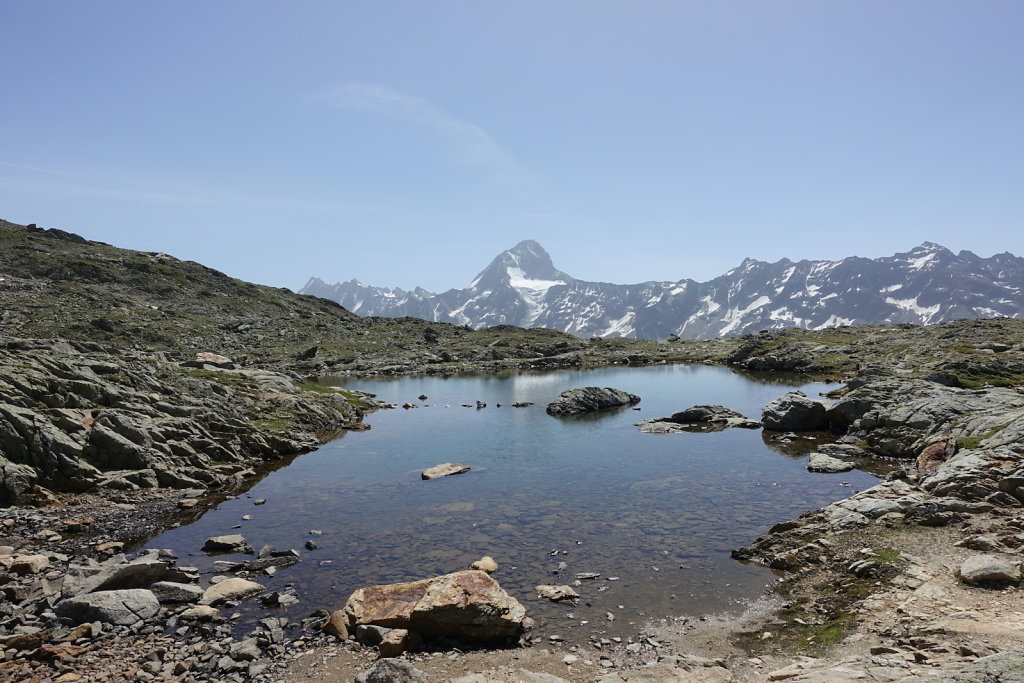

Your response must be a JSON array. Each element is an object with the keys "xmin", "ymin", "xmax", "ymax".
[
  {"xmin": 30, "ymin": 643, "xmax": 88, "ymax": 662},
  {"xmin": 10, "ymin": 554, "xmax": 49, "ymax": 575},
  {"xmin": 917, "ymin": 435, "xmax": 957, "ymax": 472},
  {"xmin": 378, "ymin": 629, "xmax": 410, "ymax": 657},
  {"xmin": 323, "ymin": 609, "xmax": 349, "ymax": 640},
  {"xmin": 343, "ymin": 570, "xmax": 525, "ymax": 643},
  {"xmin": 2, "ymin": 628, "xmax": 53, "ymax": 652}
]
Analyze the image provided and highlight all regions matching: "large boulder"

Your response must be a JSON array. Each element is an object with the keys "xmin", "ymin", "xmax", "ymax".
[
  {"xmin": 959, "ymin": 555, "xmax": 1022, "ymax": 587},
  {"xmin": 342, "ymin": 569, "xmax": 525, "ymax": 644},
  {"xmin": 55, "ymin": 589, "xmax": 160, "ymax": 625},
  {"xmin": 761, "ymin": 392, "xmax": 829, "ymax": 431},
  {"xmin": 546, "ymin": 387, "xmax": 640, "ymax": 416}
]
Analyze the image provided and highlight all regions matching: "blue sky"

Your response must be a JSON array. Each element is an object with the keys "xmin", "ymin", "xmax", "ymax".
[{"xmin": 1, "ymin": 2, "xmax": 1021, "ymax": 292}]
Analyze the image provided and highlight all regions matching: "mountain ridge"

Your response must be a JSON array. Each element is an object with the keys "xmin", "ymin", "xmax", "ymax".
[{"xmin": 301, "ymin": 240, "xmax": 1024, "ymax": 339}]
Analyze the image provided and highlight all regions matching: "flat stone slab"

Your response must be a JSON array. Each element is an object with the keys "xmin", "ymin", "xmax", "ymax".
[
  {"xmin": 807, "ymin": 452, "xmax": 856, "ymax": 473},
  {"xmin": 422, "ymin": 463, "xmax": 470, "ymax": 480}
]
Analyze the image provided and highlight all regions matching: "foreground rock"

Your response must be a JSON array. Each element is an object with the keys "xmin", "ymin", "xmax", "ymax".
[
  {"xmin": 341, "ymin": 569, "xmax": 526, "ymax": 644},
  {"xmin": 546, "ymin": 386, "xmax": 640, "ymax": 416},
  {"xmin": 421, "ymin": 463, "xmax": 471, "ymax": 480},
  {"xmin": 637, "ymin": 404, "xmax": 760, "ymax": 433}
]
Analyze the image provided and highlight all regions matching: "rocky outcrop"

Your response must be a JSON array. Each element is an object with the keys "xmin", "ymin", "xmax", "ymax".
[
  {"xmin": 761, "ymin": 391, "xmax": 829, "ymax": 431},
  {"xmin": 636, "ymin": 405, "xmax": 760, "ymax": 433},
  {"xmin": 735, "ymin": 378, "xmax": 1024, "ymax": 567},
  {"xmin": 546, "ymin": 387, "xmax": 640, "ymax": 416},
  {"xmin": 341, "ymin": 570, "xmax": 526, "ymax": 644},
  {"xmin": 0, "ymin": 338, "xmax": 374, "ymax": 502},
  {"xmin": 827, "ymin": 379, "xmax": 1024, "ymax": 459}
]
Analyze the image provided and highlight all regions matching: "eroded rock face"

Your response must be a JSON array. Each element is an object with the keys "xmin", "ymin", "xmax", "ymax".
[
  {"xmin": 0, "ymin": 339, "xmax": 372, "ymax": 503},
  {"xmin": 761, "ymin": 392, "xmax": 829, "ymax": 431},
  {"xmin": 342, "ymin": 570, "xmax": 526, "ymax": 644},
  {"xmin": 546, "ymin": 387, "xmax": 640, "ymax": 416}
]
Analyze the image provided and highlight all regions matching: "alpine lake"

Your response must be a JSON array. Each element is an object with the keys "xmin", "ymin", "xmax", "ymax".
[{"xmin": 147, "ymin": 364, "xmax": 889, "ymax": 643}]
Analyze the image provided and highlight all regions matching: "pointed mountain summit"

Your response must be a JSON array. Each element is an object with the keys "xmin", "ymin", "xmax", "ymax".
[
  {"xmin": 300, "ymin": 241, "xmax": 1024, "ymax": 339},
  {"xmin": 469, "ymin": 240, "xmax": 574, "ymax": 290}
]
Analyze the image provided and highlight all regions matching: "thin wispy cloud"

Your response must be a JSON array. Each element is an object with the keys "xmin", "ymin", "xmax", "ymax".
[
  {"xmin": 0, "ymin": 162, "xmax": 395, "ymax": 215},
  {"xmin": 315, "ymin": 82, "xmax": 524, "ymax": 178}
]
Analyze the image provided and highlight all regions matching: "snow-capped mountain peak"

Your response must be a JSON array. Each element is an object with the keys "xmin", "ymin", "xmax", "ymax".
[{"xmin": 300, "ymin": 241, "xmax": 1024, "ymax": 339}]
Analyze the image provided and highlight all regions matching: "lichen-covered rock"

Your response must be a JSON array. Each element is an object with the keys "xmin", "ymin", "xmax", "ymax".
[
  {"xmin": 342, "ymin": 570, "xmax": 525, "ymax": 643},
  {"xmin": 546, "ymin": 387, "xmax": 640, "ymax": 416}
]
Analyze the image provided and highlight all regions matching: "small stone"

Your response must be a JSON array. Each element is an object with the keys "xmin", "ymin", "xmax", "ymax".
[
  {"xmin": 203, "ymin": 535, "xmax": 251, "ymax": 553},
  {"xmin": 470, "ymin": 556, "xmax": 498, "ymax": 573},
  {"xmin": 536, "ymin": 585, "xmax": 579, "ymax": 602}
]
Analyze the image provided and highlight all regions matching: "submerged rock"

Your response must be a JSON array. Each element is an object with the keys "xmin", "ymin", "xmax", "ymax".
[
  {"xmin": 535, "ymin": 585, "xmax": 579, "ymax": 602},
  {"xmin": 546, "ymin": 387, "xmax": 640, "ymax": 416},
  {"xmin": 342, "ymin": 569, "xmax": 526, "ymax": 644},
  {"xmin": 807, "ymin": 452, "xmax": 855, "ymax": 473}
]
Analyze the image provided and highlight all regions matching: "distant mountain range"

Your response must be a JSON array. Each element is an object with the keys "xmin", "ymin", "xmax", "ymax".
[{"xmin": 300, "ymin": 241, "xmax": 1024, "ymax": 339}]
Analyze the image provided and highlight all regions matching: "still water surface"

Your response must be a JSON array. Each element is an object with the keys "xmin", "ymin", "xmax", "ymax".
[{"xmin": 149, "ymin": 364, "xmax": 879, "ymax": 641}]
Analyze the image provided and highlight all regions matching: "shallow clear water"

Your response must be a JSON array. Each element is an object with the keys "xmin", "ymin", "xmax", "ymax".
[{"xmin": 148, "ymin": 365, "xmax": 880, "ymax": 642}]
